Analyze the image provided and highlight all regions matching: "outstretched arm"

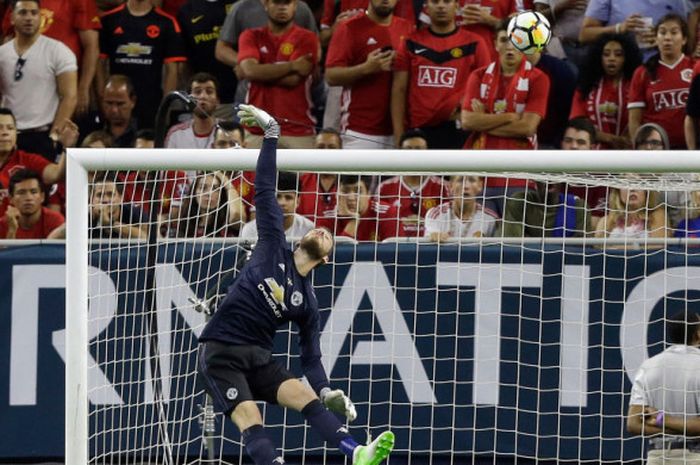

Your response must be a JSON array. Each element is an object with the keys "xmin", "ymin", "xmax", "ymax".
[{"xmin": 238, "ymin": 105, "xmax": 284, "ymax": 244}]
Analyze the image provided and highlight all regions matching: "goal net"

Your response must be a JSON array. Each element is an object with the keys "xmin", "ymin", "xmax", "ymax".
[{"xmin": 65, "ymin": 147, "xmax": 700, "ymax": 465}]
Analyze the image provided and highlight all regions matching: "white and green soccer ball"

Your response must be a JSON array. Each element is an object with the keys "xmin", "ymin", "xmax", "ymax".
[{"xmin": 507, "ymin": 11, "xmax": 552, "ymax": 55}]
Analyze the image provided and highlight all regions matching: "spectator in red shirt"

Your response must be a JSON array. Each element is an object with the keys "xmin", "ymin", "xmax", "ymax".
[
  {"xmin": 376, "ymin": 129, "xmax": 449, "ymax": 237},
  {"xmin": 460, "ymin": 20, "xmax": 549, "ymax": 216},
  {"xmin": 319, "ymin": 174, "xmax": 404, "ymax": 241},
  {"xmin": 297, "ymin": 128, "xmax": 341, "ymax": 224},
  {"xmin": 569, "ymin": 33, "xmax": 641, "ymax": 149},
  {"xmin": 212, "ymin": 120, "xmax": 255, "ymax": 222},
  {"xmin": 628, "ymin": 13, "xmax": 693, "ymax": 149},
  {"xmin": 461, "ymin": 19, "xmax": 550, "ymax": 150},
  {"xmin": 0, "ymin": 108, "xmax": 77, "ymax": 217},
  {"xmin": 320, "ymin": 0, "xmax": 416, "ymax": 131},
  {"xmin": 392, "ymin": 0, "xmax": 490, "ymax": 149},
  {"xmin": 237, "ymin": 0, "xmax": 320, "ymax": 149},
  {"xmin": 325, "ymin": 0, "xmax": 414, "ymax": 149},
  {"xmin": 0, "ymin": 169, "xmax": 64, "ymax": 239}
]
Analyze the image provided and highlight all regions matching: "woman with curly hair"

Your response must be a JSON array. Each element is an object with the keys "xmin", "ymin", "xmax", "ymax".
[
  {"xmin": 628, "ymin": 13, "xmax": 693, "ymax": 149},
  {"xmin": 570, "ymin": 33, "xmax": 642, "ymax": 149}
]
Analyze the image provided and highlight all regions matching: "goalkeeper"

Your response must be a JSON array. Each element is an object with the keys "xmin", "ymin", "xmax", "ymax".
[{"xmin": 197, "ymin": 104, "xmax": 395, "ymax": 465}]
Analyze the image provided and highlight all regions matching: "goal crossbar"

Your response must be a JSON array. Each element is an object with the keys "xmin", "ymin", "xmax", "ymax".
[{"xmin": 68, "ymin": 148, "xmax": 700, "ymax": 173}]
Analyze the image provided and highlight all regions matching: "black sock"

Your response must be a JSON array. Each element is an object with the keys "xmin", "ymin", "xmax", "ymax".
[
  {"xmin": 301, "ymin": 399, "xmax": 357, "ymax": 455},
  {"xmin": 241, "ymin": 424, "xmax": 283, "ymax": 465}
]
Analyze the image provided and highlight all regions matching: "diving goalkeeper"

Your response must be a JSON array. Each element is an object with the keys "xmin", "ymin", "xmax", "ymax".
[{"xmin": 197, "ymin": 104, "xmax": 395, "ymax": 465}]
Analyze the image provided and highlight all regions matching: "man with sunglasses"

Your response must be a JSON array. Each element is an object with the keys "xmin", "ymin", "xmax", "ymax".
[{"xmin": 0, "ymin": 0, "xmax": 78, "ymax": 162}]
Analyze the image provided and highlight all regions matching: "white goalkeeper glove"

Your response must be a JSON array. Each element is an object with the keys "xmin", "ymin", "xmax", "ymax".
[
  {"xmin": 236, "ymin": 104, "xmax": 280, "ymax": 139},
  {"xmin": 320, "ymin": 388, "xmax": 357, "ymax": 422}
]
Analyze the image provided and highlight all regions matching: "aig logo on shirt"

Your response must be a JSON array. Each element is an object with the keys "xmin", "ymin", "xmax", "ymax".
[
  {"xmin": 652, "ymin": 88, "xmax": 689, "ymax": 110},
  {"xmin": 417, "ymin": 66, "xmax": 457, "ymax": 88}
]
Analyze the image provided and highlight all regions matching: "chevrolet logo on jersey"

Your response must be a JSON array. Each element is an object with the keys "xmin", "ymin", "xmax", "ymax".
[
  {"xmin": 265, "ymin": 277, "xmax": 285, "ymax": 305},
  {"xmin": 257, "ymin": 277, "xmax": 288, "ymax": 319},
  {"xmin": 116, "ymin": 42, "xmax": 153, "ymax": 57}
]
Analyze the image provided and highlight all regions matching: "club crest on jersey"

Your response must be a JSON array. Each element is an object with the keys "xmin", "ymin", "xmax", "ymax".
[
  {"xmin": 417, "ymin": 66, "xmax": 457, "ymax": 88},
  {"xmin": 146, "ymin": 25, "xmax": 160, "ymax": 39},
  {"xmin": 682, "ymin": 68, "xmax": 693, "ymax": 83},
  {"xmin": 226, "ymin": 388, "xmax": 238, "ymax": 400},
  {"xmin": 280, "ymin": 42, "xmax": 295, "ymax": 55},
  {"xmin": 291, "ymin": 291, "xmax": 303, "ymax": 307},
  {"xmin": 450, "ymin": 47, "xmax": 463, "ymax": 58}
]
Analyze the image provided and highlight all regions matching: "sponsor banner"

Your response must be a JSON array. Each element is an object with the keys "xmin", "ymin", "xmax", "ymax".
[{"xmin": 0, "ymin": 243, "xmax": 694, "ymax": 460}]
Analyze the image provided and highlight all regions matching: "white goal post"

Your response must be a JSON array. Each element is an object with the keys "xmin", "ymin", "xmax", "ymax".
[{"xmin": 65, "ymin": 147, "xmax": 700, "ymax": 465}]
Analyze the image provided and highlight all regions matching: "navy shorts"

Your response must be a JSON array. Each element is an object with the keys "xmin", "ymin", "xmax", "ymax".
[{"xmin": 197, "ymin": 341, "xmax": 296, "ymax": 416}]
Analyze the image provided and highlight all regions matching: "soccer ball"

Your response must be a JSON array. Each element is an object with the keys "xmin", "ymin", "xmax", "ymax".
[{"xmin": 507, "ymin": 11, "xmax": 552, "ymax": 55}]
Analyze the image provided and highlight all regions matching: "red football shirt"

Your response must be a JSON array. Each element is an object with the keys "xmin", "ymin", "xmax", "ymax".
[
  {"xmin": 376, "ymin": 176, "xmax": 449, "ymax": 236},
  {"xmin": 395, "ymin": 27, "xmax": 490, "ymax": 128},
  {"xmin": 569, "ymin": 77, "xmax": 631, "ymax": 149},
  {"xmin": 118, "ymin": 170, "xmax": 189, "ymax": 214},
  {"xmin": 0, "ymin": 206, "xmax": 64, "ymax": 239},
  {"xmin": 297, "ymin": 173, "xmax": 338, "ymax": 223},
  {"xmin": 321, "ymin": 0, "xmax": 415, "ymax": 29},
  {"xmin": 3, "ymin": 0, "xmax": 101, "ymax": 61},
  {"xmin": 232, "ymin": 171, "xmax": 256, "ymax": 219},
  {"xmin": 326, "ymin": 14, "xmax": 414, "ymax": 135},
  {"xmin": 419, "ymin": 0, "xmax": 517, "ymax": 61},
  {"xmin": 628, "ymin": 56, "xmax": 694, "ymax": 148},
  {"xmin": 238, "ymin": 25, "xmax": 319, "ymax": 137},
  {"xmin": 317, "ymin": 200, "xmax": 404, "ymax": 241},
  {"xmin": 0, "ymin": 150, "xmax": 51, "ymax": 217},
  {"xmin": 693, "ymin": 60, "xmax": 700, "ymax": 79},
  {"xmin": 463, "ymin": 64, "xmax": 550, "ymax": 150},
  {"xmin": 463, "ymin": 64, "xmax": 549, "ymax": 188}
]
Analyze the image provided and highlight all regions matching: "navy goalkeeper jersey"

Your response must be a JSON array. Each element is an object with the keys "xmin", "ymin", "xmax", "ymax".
[{"xmin": 199, "ymin": 138, "xmax": 330, "ymax": 394}]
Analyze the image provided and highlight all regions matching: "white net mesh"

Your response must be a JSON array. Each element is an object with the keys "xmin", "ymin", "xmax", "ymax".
[{"xmin": 77, "ymin": 161, "xmax": 700, "ymax": 465}]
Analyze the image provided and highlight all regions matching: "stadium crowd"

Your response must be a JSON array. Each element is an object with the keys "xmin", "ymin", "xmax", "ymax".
[{"xmin": 1, "ymin": 0, "xmax": 700, "ymax": 241}]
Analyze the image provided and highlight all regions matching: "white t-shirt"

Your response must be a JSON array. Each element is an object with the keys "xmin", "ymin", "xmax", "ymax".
[
  {"xmin": 164, "ymin": 119, "xmax": 217, "ymax": 149},
  {"xmin": 0, "ymin": 36, "xmax": 77, "ymax": 129},
  {"xmin": 629, "ymin": 345, "xmax": 700, "ymax": 417},
  {"xmin": 240, "ymin": 213, "xmax": 315, "ymax": 240},
  {"xmin": 424, "ymin": 202, "xmax": 497, "ymax": 238}
]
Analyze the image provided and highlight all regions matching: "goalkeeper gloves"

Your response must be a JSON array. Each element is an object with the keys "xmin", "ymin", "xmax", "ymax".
[
  {"xmin": 236, "ymin": 104, "xmax": 280, "ymax": 139},
  {"xmin": 320, "ymin": 387, "xmax": 357, "ymax": 422}
]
